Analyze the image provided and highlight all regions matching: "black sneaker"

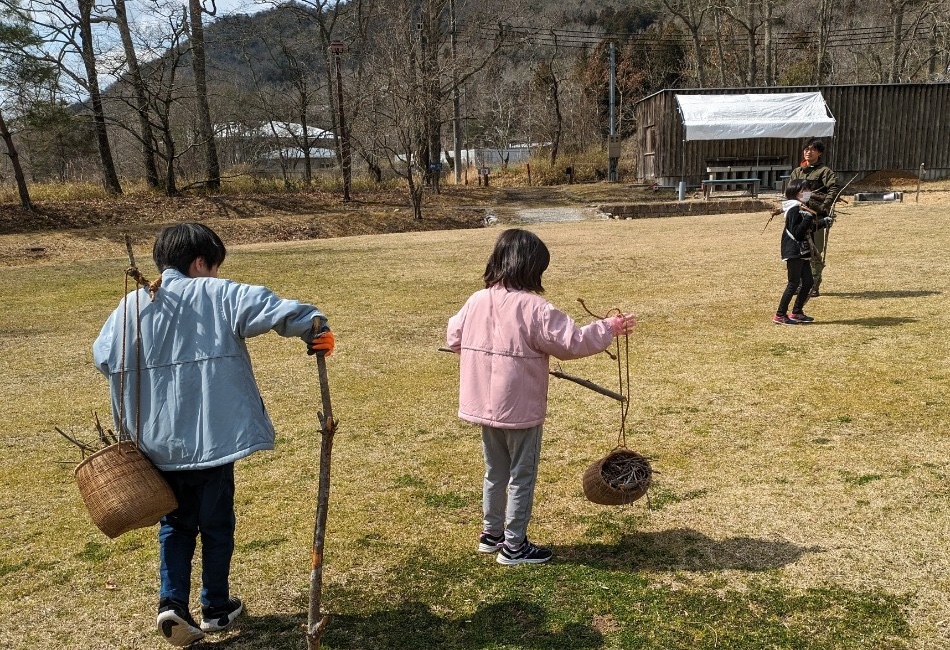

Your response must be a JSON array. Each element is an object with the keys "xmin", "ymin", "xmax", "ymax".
[
  {"xmin": 200, "ymin": 596, "xmax": 243, "ymax": 632},
  {"xmin": 496, "ymin": 539, "xmax": 552, "ymax": 565},
  {"xmin": 789, "ymin": 312, "xmax": 814, "ymax": 323},
  {"xmin": 478, "ymin": 532, "xmax": 504, "ymax": 553},
  {"xmin": 157, "ymin": 599, "xmax": 205, "ymax": 647}
]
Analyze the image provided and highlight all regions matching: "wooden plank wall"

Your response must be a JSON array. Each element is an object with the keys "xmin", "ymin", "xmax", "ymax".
[{"xmin": 635, "ymin": 83, "xmax": 950, "ymax": 185}]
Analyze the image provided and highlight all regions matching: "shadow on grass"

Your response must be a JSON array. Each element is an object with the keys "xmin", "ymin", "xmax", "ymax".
[
  {"xmin": 814, "ymin": 316, "xmax": 917, "ymax": 327},
  {"xmin": 202, "ymin": 600, "xmax": 604, "ymax": 650},
  {"xmin": 823, "ymin": 289, "xmax": 940, "ymax": 299},
  {"xmin": 558, "ymin": 528, "xmax": 823, "ymax": 572},
  {"xmin": 322, "ymin": 599, "xmax": 603, "ymax": 650}
]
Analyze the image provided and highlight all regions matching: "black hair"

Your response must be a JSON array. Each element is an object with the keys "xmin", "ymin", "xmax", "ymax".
[
  {"xmin": 482, "ymin": 228, "xmax": 550, "ymax": 293},
  {"xmin": 785, "ymin": 178, "xmax": 808, "ymax": 200},
  {"xmin": 152, "ymin": 223, "xmax": 227, "ymax": 274},
  {"xmin": 803, "ymin": 138, "xmax": 825, "ymax": 154}
]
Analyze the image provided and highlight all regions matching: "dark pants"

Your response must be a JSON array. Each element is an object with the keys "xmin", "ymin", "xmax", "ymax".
[
  {"xmin": 158, "ymin": 463, "xmax": 235, "ymax": 610},
  {"xmin": 777, "ymin": 258, "xmax": 813, "ymax": 315}
]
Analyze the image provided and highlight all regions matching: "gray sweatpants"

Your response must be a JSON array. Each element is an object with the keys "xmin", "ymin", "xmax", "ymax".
[{"xmin": 481, "ymin": 424, "xmax": 543, "ymax": 547}]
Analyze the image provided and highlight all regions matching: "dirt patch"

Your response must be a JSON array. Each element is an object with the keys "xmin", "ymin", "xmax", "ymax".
[{"xmin": 857, "ymin": 169, "xmax": 930, "ymax": 189}]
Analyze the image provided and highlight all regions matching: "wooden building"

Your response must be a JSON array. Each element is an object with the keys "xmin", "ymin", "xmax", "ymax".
[{"xmin": 633, "ymin": 83, "xmax": 950, "ymax": 187}]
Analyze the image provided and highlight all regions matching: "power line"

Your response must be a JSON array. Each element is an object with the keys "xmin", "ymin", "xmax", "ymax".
[{"xmin": 462, "ymin": 21, "xmax": 939, "ymax": 53}]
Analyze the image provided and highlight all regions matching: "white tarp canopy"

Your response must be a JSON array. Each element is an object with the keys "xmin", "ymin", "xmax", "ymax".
[{"xmin": 675, "ymin": 92, "xmax": 835, "ymax": 141}]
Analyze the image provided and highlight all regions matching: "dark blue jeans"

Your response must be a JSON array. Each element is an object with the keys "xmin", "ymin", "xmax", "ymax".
[{"xmin": 158, "ymin": 463, "xmax": 235, "ymax": 610}]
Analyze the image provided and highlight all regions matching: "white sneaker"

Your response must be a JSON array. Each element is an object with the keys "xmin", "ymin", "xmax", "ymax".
[
  {"xmin": 157, "ymin": 600, "xmax": 205, "ymax": 647},
  {"xmin": 200, "ymin": 596, "xmax": 244, "ymax": 632}
]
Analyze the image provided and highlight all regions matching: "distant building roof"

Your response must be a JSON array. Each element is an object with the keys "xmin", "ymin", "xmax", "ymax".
[
  {"xmin": 214, "ymin": 121, "xmax": 335, "ymax": 140},
  {"xmin": 261, "ymin": 146, "xmax": 337, "ymax": 160}
]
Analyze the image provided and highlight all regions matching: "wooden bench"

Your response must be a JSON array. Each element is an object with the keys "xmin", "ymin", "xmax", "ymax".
[{"xmin": 701, "ymin": 178, "xmax": 760, "ymax": 199}]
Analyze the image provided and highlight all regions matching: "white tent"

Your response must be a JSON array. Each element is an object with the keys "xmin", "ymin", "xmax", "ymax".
[{"xmin": 674, "ymin": 92, "xmax": 835, "ymax": 141}]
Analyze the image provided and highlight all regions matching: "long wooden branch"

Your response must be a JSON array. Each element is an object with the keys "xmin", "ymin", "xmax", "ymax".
[
  {"xmin": 307, "ymin": 353, "xmax": 336, "ymax": 650},
  {"xmin": 548, "ymin": 370, "xmax": 627, "ymax": 403},
  {"xmin": 438, "ymin": 347, "xmax": 625, "ymax": 403}
]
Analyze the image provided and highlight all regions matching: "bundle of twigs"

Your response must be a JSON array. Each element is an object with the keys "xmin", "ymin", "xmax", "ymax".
[
  {"xmin": 55, "ymin": 412, "xmax": 123, "ymax": 459},
  {"xmin": 600, "ymin": 451, "xmax": 653, "ymax": 492}
]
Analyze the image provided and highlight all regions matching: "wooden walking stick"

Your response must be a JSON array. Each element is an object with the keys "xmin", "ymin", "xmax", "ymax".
[
  {"xmin": 306, "ymin": 351, "xmax": 337, "ymax": 649},
  {"xmin": 820, "ymin": 172, "xmax": 859, "ymax": 267}
]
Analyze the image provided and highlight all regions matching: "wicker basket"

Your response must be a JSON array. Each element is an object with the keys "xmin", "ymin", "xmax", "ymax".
[
  {"xmin": 582, "ymin": 448, "xmax": 652, "ymax": 506},
  {"xmin": 74, "ymin": 440, "xmax": 178, "ymax": 538}
]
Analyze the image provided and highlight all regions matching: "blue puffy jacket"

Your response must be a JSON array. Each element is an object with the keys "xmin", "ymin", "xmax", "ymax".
[{"xmin": 93, "ymin": 268, "xmax": 326, "ymax": 470}]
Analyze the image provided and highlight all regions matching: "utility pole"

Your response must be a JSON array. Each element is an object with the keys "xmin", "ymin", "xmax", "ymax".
[
  {"xmin": 450, "ymin": 0, "xmax": 462, "ymax": 184},
  {"xmin": 329, "ymin": 41, "xmax": 351, "ymax": 202},
  {"xmin": 607, "ymin": 42, "xmax": 620, "ymax": 182}
]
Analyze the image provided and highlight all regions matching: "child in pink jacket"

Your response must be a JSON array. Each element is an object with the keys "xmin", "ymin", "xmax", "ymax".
[{"xmin": 446, "ymin": 229, "xmax": 636, "ymax": 565}]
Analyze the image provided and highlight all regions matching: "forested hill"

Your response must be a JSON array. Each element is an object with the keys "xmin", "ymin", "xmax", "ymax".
[
  {"xmin": 188, "ymin": 0, "xmax": 948, "ymax": 99},
  {"xmin": 191, "ymin": 0, "xmax": 665, "ymax": 92}
]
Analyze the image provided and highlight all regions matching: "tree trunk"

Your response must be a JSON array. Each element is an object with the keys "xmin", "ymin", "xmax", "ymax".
[
  {"xmin": 714, "ymin": 8, "xmax": 727, "ymax": 86},
  {"xmin": 300, "ymin": 104, "xmax": 313, "ymax": 186},
  {"xmin": 188, "ymin": 0, "xmax": 220, "ymax": 190},
  {"xmin": 0, "ymin": 108, "xmax": 34, "ymax": 211},
  {"xmin": 78, "ymin": 0, "xmax": 123, "ymax": 195},
  {"xmin": 113, "ymin": 0, "xmax": 161, "ymax": 189},
  {"xmin": 548, "ymin": 68, "xmax": 562, "ymax": 167},
  {"xmin": 163, "ymin": 131, "xmax": 178, "ymax": 195},
  {"xmin": 816, "ymin": 0, "xmax": 832, "ymax": 83},
  {"xmin": 690, "ymin": 25, "xmax": 706, "ymax": 87},
  {"xmin": 890, "ymin": 2, "xmax": 905, "ymax": 82},
  {"xmin": 745, "ymin": 0, "xmax": 757, "ymax": 86},
  {"xmin": 405, "ymin": 151, "xmax": 424, "ymax": 220},
  {"xmin": 764, "ymin": 0, "xmax": 773, "ymax": 85},
  {"xmin": 425, "ymin": 11, "xmax": 441, "ymax": 195}
]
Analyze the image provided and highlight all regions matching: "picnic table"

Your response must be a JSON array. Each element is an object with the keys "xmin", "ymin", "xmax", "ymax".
[{"xmin": 701, "ymin": 177, "xmax": 761, "ymax": 199}]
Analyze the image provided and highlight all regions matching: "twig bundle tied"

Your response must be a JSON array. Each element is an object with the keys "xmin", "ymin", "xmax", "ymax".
[
  {"xmin": 600, "ymin": 449, "xmax": 653, "ymax": 491},
  {"xmin": 582, "ymin": 448, "xmax": 653, "ymax": 506},
  {"xmin": 55, "ymin": 412, "xmax": 121, "ymax": 460}
]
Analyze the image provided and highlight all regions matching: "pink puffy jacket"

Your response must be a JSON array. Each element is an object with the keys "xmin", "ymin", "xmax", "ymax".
[{"xmin": 446, "ymin": 285, "xmax": 615, "ymax": 429}]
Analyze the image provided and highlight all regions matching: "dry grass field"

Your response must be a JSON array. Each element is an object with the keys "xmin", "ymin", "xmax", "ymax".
[{"xmin": 0, "ymin": 187, "xmax": 948, "ymax": 649}]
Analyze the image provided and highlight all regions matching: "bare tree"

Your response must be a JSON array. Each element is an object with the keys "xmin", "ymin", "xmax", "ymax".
[
  {"xmin": 717, "ymin": 0, "xmax": 767, "ymax": 86},
  {"xmin": 111, "ymin": 0, "xmax": 160, "ymax": 188},
  {"xmin": 663, "ymin": 0, "xmax": 712, "ymax": 87},
  {"xmin": 711, "ymin": 4, "xmax": 728, "ymax": 85},
  {"xmin": 237, "ymin": 12, "xmax": 329, "ymax": 187},
  {"xmin": 815, "ymin": 0, "xmax": 833, "ymax": 83},
  {"xmin": 534, "ymin": 54, "xmax": 564, "ymax": 167},
  {"xmin": 24, "ymin": 0, "xmax": 123, "ymax": 193},
  {"xmin": 187, "ymin": 0, "xmax": 220, "ymax": 190},
  {"xmin": 278, "ymin": 0, "xmax": 349, "ymax": 178},
  {"xmin": 0, "ymin": 0, "xmax": 56, "ymax": 209}
]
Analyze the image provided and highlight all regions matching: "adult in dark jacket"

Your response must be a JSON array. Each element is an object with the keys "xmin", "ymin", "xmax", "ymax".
[
  {"xmin": 774, "ymin": 179, "xmax": 833, "ymax": 325},
  {"xmin": 789, "ymin": 138, "xmax": 840, "ymax": 296}
]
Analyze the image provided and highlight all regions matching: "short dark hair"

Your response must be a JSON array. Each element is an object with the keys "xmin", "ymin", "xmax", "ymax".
[
  {"xmin": 153, "ymin": 223, "xmax": 227, "ymax": 273},
  {"xmin": 785, "ymin": 178, "xmax": 808, "ymax": 199},
  {"xmin": 483, "ymin": 228, "xmax": 550, "ymax": 293},
  {"xmin": 803, "ymin": 138, "xmax": 825, "ymax": 154}
]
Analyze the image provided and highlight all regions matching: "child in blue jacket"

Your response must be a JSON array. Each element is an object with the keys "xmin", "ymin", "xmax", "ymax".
[{"xmin": 93, "ymin": 223, "xmax": 334, "ymax": 646}]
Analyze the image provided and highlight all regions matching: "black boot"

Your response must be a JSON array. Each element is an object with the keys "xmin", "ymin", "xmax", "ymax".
[{"xmin": 809, "ymin": 279, "xmax": 821, "ymax": 297}]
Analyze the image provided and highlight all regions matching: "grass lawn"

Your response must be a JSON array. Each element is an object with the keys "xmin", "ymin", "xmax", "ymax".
[{"xmin": 0, "ymin": 196, "xmax": 948, "ymax": 649}]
